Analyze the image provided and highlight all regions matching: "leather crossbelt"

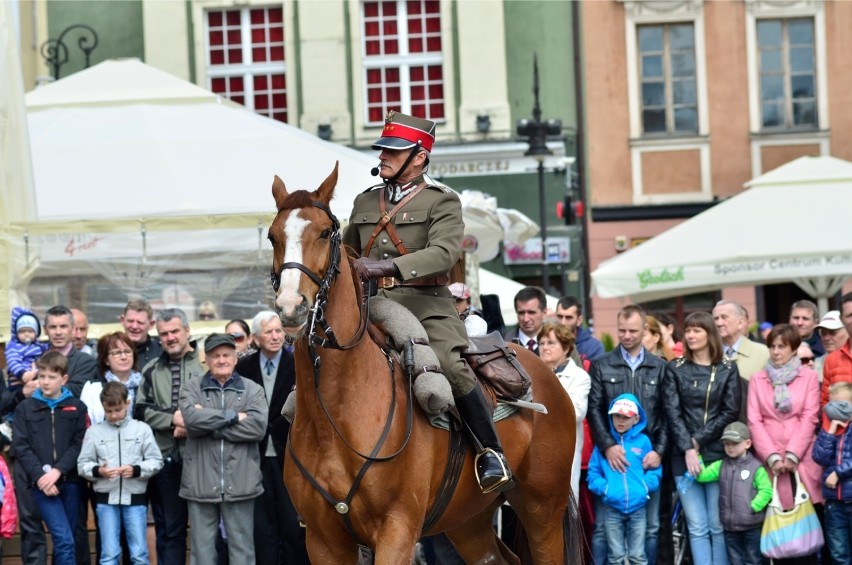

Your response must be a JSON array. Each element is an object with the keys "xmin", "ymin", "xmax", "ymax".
[
  {"xmin": 379, "ymin": 275, "xmax": 450, "ymax": 289},
  {"xmin": 363, "ymin": 182, "xmax": 427, "ymax": 257}
]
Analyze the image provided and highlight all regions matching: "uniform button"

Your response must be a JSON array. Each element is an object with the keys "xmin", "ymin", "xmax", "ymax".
[
  {"xmin": 409, "ymin": 217, "xmax": 414, "ymax": 221},
  {"xmin": 381, "ymin": 238, "xmax": 388, "ymax": 244},
  {"xmin": 411, "ymin": 270, "xmax": 417, "ymax": 276},
  {"xmin": 362, "ymin": 216, "xmax": 367, "ymax": 221},
  {"xmin": 433, "ymin": 292, "xmax": 438, "ymax": 296},
  {"xmin": 610, "ymin": 378, "xmax": 615, "ymax": 382},
  {"xmin": 383, "ymin": 253, "xmax": 389, "ymax": 259}
]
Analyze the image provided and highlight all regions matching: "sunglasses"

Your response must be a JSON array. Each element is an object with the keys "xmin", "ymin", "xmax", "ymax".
[
  {"xmin": 228, "ymin": 333, "xmax": 247, "ymax": 343},
  {"xmin": 799, "ymin": 356, "xmax": 814, "ymax": 364}
]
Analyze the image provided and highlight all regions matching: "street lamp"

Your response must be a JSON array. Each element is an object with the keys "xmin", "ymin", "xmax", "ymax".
[
  {"xmin": 516, "ymin": 54, "xmax": 562, "ymax": 291},
  {"xmin": 40, "ymin": 24, "xmax": 99, "ymax": 80}
]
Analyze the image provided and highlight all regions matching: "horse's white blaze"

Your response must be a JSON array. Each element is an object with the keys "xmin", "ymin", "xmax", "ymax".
[{"xmin": 274, "ymin": 210, "xmax": 311, "ymax": 316}]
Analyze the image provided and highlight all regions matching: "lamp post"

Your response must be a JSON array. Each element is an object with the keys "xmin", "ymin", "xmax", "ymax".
[
  {"xmin": 516, "ymin": 54, "xmax": 561, "ymax": 291},
  {"xmin": 40, "ymin": 24, "xmax": 99, "ymax": 80}
]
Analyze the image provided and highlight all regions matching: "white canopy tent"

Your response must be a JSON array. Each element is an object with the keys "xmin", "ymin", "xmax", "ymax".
[
  {"xmin": 0, "ymin": 2, "xmax": 37, "ymax": 341},
  {"xmin": 4, "ymin": 58, "xmax": 532, "ymax": 331},
  {"xmin": 591, "ymin": 155, "xmax": 852, "ymax": 313}
]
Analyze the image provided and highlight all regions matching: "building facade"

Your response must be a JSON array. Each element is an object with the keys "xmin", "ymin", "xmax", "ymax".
[
  {"xmin": 583, "ymin": 0, "xmax": 852, "ymax": 339},
  {"xmin": 14, "ymin": 0, "xmax": 582, "ymax": 309}
]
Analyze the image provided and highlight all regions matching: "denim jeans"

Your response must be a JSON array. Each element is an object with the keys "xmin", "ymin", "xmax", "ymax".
[
  {"xmin": 723, "ymin": 528, "xmax": 761, "ymax": 565},
  {"xmin": 593, "ymin": 491, "xmax": 659, "ymax": 565},
  {"xmin": 825, "ymin": 500, "xmax": 852, "ymax": 565},
  {"xmin": 95, "ymin": 504, "xmax": 149, "ymax": 565},
  {"xmin": 32, "ymin": 481, "xmax": 80, "ymax": 565},
  {"xmin": 602, "ymin": 504, "xmax": 647, "ymax": 564},
  {"xmin": 679, "ymin": 479, "xmax": 728, "ymax": 565}
]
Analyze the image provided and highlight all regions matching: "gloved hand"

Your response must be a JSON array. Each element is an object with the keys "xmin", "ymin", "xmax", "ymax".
[{"xmin": 352, "ymin": 258, "xmax": 397, "ymax": 280}]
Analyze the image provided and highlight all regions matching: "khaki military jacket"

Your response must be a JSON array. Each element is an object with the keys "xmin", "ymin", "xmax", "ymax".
[{"xmin": 342, "ymin": 177, "xmax": 466, "ymax": 326}]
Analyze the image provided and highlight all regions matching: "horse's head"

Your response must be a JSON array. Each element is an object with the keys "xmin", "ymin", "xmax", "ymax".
[{"xmin": 268, "ymin": 162, "xmax": 341, "ymax": 338}]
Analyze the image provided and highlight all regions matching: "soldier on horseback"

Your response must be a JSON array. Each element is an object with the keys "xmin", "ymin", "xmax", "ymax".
[{"xmin": 342, "ymin": 111, "xmax": 513, "ymax": 494}]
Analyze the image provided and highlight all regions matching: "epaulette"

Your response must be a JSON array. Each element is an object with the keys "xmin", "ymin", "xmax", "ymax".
[{"xmin": 674, "ymin": 357, "xmax": 687, "ymax": 368}]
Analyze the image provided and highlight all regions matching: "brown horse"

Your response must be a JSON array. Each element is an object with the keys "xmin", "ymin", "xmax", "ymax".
[{"xmin": 268, "ymin": 163, "xmax": 579, "ymax": 564}]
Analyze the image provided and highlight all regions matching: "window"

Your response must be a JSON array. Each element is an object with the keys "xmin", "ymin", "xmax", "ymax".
[
  {"xmin": 206, "ymin": 7, "xmax": 287, "ymax": 123},
  {"xmin": 362, "ymin": 0, "xmax": 444, "ymax": 125},
  {"xmin": 638, "ymin": 23, "xmax": 698, "ymax": 135},
  {"xmin": 757, "ymin": 18, "xmax": 817, "ymax": 129}
]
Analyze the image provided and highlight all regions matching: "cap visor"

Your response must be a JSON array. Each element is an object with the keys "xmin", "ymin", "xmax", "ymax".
[{"xmin": 371, "ymin": 137, "xmax": 418, "ymax": 151}]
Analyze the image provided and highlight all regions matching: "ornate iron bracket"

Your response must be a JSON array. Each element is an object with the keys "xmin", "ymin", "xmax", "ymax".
[{"xmin": 40, "ymin": 24, "xmax": 99, "ymax": 80}]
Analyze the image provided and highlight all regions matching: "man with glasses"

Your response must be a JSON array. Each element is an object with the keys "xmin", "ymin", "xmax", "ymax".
[
  {"xmin": 135, "ymin": 308, "xmax": 206, "ymax": 565},
  {"xmin": 504, "ymin": 286, "xmax": 547, "ymax": 355}
]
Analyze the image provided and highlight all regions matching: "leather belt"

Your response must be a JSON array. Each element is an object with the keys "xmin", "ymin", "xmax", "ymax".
[{"xmin": 380, "ymin": 275, "xmax": 450, "ymax": 289}]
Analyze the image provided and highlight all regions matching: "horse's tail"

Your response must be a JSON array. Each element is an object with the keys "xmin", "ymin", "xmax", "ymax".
[{"xmin": 563, "ymin": 490, "xmax": 584, "ymax": 565}]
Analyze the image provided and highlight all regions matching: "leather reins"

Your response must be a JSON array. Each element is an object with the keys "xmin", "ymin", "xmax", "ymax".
[{"xmin": 271, "ymin": 199, "xmax": 416, "ymax": 545}]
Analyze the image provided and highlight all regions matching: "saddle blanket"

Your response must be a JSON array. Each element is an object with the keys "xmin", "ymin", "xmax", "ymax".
[{"xmin": 427, "ymin": 388, "xmax": 534, "ymax": 431}]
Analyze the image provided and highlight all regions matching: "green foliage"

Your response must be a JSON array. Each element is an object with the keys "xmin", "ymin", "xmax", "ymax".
[{"xmin": 601, "ymin": 332, "xmax": 615, "ymax": 352}]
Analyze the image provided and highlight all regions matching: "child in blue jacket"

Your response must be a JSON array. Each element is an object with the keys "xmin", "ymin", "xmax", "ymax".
[
  {"xmin": 813, "ymin": 381, "xmax": 852, "ymax": 564},
  {"xmin": 588, "ymin": 393, "xmax": 661, "ymax": 565},
  {"xmin": 6, "ymin": 307, "xmax": 47, "ymax": 393}
]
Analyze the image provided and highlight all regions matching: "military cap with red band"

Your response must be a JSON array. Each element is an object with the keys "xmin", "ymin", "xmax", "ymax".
[{"xmin": 371, "ymin": 110, "xmax": 436, "ymax": 152}]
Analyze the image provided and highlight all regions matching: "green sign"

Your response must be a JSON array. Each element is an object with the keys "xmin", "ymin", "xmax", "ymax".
[{"xmin": 637, "ymin": 267, "xmax": 684, "ymax": 289}]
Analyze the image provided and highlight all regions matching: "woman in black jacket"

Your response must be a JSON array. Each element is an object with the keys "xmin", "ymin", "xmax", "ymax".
[{"xmin": 667, "ymin": 312, "xmax": 741, "ymax": 565}]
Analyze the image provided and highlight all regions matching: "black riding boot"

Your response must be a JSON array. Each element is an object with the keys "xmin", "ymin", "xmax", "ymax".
[{"xmin": 455, "ymin": 386, "xmax": 514, "ymax": 494}]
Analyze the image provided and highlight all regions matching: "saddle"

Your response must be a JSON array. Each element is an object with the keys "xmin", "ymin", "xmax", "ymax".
[{"xmin": 462, "ymin": 332, "xmax": 532, "ymax": 411}]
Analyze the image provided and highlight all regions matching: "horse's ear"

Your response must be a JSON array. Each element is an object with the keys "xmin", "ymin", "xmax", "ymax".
[
  {"xmin": 316, "ymin": 161, "xmax": 339, "ymax": 204},
  {"xmin": 272, "ymin": 175, "xmax": 289, "ymax": 211}
]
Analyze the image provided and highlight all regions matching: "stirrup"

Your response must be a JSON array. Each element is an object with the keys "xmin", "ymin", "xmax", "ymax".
[{"xmin": 474, "ymin": 448, "xmax": 514, "ymax": 494}]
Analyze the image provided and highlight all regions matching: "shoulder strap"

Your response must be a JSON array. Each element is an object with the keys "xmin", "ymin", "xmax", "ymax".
[{"xmin": 363, "ymin": 182, "xmax": 427, "ymax": 257}]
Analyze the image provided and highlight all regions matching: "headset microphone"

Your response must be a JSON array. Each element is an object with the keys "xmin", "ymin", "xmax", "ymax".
[{"xmin": 370, "ymin": 164, "xmax": 380, "ymax": 176}]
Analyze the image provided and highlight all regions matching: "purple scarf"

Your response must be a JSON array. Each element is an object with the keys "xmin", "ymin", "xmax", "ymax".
[{"xmin": 766, "ymin": 356, "xmax": 802, "ymax": 414}]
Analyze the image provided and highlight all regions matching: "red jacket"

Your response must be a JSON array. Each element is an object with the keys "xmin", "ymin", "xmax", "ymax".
[{"xmin": 822, "ymin": 341, "xmax": 852, "ymax": 407}]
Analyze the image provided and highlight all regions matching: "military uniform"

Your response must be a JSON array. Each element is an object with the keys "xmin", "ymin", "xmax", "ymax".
[
  {"xmin": 347, "ymin": 111, "xmax": 512, "ymax": 493},
  {"xmin": 342, "ymin": 176, "xmax": 474, "ymax": 395}
]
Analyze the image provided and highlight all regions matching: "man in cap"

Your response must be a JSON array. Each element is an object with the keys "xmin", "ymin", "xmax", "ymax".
[
  {"xmin": 449, "ymin": 283, "xmax": 487, "ymax": 337},
  {"xmin": 179, "ymin": 333, "xmax": 267, "ymax": 564},
  {"xmin": 814, "ymin": 310, "xmax": 849, "ymax": 382},
  {"xmin": 342, "ymin": 111, "xmax": 512, "ymax": 493}
]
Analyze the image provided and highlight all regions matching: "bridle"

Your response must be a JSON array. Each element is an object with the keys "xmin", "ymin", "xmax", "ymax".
[
  {"xmin": 270, "ymin": 199, "xmax": 414, "ymax": 462},
  {"xmin": 270, "ymin": 200, "xmax": 367, "ymax": 352},
  {"xmin": 271, "ymin": 198, "xmax": 416, "ymax": 546}
]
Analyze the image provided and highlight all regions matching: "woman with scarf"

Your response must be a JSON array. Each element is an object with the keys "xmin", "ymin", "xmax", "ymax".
[
  {"xmin": 81, "ymin": 332, "xmax": 144, "ymax": 425},
  {"xmin": 747, "ymin": 323, "xmax": 822, "ymax": 563}
]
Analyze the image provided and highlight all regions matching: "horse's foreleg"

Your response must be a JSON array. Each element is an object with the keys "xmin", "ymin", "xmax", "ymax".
[
  {"xmin": 370, "ymin": 525, "xmax": 421, "ymax": 565},
  {"xmin": 506, "ymin": 490, "xmax": 569, "ymax": 565},
  {"xmin": 444, "ymin": 506, "xmax": 520, "ymax": 565},
  {"xmin": 305, "ymin": 527, "xmax": 361, "ymax": 565}
]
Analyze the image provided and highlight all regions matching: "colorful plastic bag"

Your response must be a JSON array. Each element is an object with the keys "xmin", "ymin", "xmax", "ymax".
[{"xmin": 760, "ymin": 471, "xmax": 824, "ymax": 559}]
